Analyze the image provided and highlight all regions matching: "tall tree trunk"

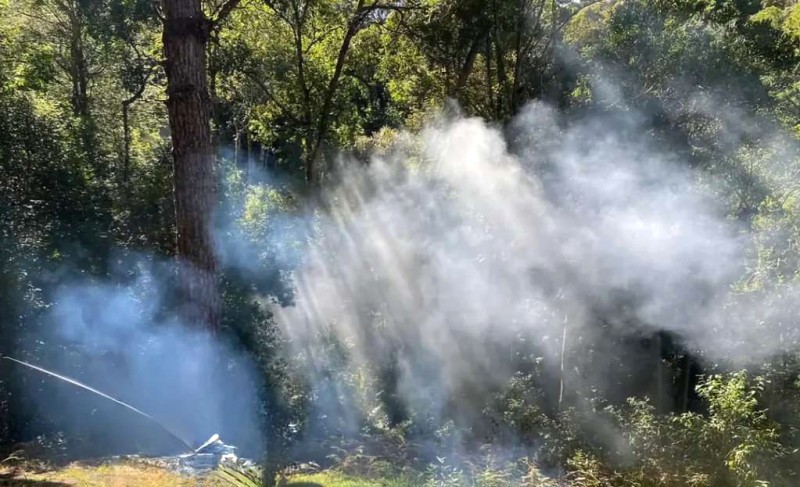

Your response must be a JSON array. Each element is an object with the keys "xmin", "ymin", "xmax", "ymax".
[{"xmin": 161, "ymin": 0, "xmax": 221, "ymax": 331}]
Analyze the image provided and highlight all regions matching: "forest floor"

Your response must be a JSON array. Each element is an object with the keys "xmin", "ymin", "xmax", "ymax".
[{"xmin": 0, "ymin": 461, "xmax": 406, "ymax": 487}]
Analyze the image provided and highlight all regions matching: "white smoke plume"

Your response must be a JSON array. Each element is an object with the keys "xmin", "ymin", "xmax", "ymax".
[
  {"xmin": 272, "ymin": 99, "xmax": 800, "ymax": 441},
  {"xmin": 18, "ymin": 95, "xmax": 798, "ymax": 462},
  {"xmin": 26, "ymin": 257, "xmax": 263, "ymax": 456}
]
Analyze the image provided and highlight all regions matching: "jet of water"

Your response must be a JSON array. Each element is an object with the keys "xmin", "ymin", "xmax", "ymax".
[{"xmin": 2, "ymin": 355, "xmax": 197, "ymax": 453}]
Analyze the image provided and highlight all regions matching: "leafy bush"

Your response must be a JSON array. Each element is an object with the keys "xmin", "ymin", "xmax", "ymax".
[{"xmin": 565, "ymin": 372, "xmax": 789, "ymax": 486}]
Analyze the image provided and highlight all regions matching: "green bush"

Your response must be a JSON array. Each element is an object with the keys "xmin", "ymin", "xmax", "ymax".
[{"xmin": 566, "ymin": 372, "xmax": 789, "ymax": 486}]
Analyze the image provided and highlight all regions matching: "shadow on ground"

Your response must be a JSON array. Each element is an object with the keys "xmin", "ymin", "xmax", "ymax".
[{"xmin": 0, "ymin": 473, "xmax": 70, "ymax": 487}]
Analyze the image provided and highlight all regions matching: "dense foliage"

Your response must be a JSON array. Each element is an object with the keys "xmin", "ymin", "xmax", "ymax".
[{"xmin": 1, "ymin": 0, "xmax": 800, "ymax": 485}]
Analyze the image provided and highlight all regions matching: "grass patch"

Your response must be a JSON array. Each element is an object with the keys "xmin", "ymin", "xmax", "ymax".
[
  {"xmin": 0, "ymin": 461, "xmax": 229, "ymax": 486},
  {"xmin": 0, "ymin": 463, "xmax": 414, "ymax": 487},
  {"xmin": 285, "ymin": 471, "xmax": 415, "ymax": 487}
]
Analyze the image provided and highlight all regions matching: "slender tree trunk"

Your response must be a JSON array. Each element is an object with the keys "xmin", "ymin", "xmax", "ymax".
[
  {"xmin": 493, "ymin": 30, "xmax": 508, "ymax": 118},
  {"xmin": 121, "ymin": 79, "xmax": 147, "ymax": 196},
  {"xmin": 246, "ymin": 127, "xmax": 253, "ymax": 182},
  {"xmin": 306, "ymin": 3, "xmax": 364, "ymax": 183},
  {"xmin": 510, "ymin": 0, "xmax": 527, "ymax": 114},
  {"xmin": 161, "ymin": 0, "xmax": 221, "ymax": 331},
  {"xmin": 63, "ymin": 4, "xmax": 99, "ymax": 171},
  {"xmin": 484, "ymin": 35, "xmax": 495, "ymax": 118},
  {"xmin": 682, "ymin": 355, "xmax": 692, "ymax": 412},
  {"xmin": 655, "ymin": 333, "xmax": 663, "ymax": 412},
  {"xmin": 68, "ymin": 11, "xmax": 89, "ymax": 118},
  {"xmin": 122, "ymin": 102, "xmax": 131, "ymax": 191},
  {"xmin": 454, "ymin": 37, "xmax": 481, "ymax": 99},
  {"xmin": 558, "ymin": 315, "xmax": 568, "ymax": 410},
  {"xmin": 234, "ymin": 124, "xmax": 241, "ymax": 167},
  {"xmin": 291, "ymin": 2, "xmax": 312, "ymax": 129}
]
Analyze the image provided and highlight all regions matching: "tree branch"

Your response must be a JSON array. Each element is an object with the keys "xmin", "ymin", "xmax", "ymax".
[
  {"xmin": 540, "ymin": 0, "xmax": 609, "ymax": 64},
  {"xmin": 241, "ymin": 70, "xmax": 299, "ymax": 124},
  {"xmin": 262, "ymin": 0, "xmax": 293, "ymax": 26},
  {"xmin": 305, "ymin": 25, "xmax": 344, "ymax": 54},
  {"xmin": 152, "ymin": 0, "xmax": 165, "ymax": 23},
  {"xmin": 211, "ymin": 0, "xmax": 243, "ymax": 28}
]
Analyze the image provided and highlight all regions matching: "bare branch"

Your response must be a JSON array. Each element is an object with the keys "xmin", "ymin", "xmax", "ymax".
[
  {"xmin": 262, "ymin": 0, "xmax": 294, "ymax": 27},
  {"xmin": 211, "ymin": 0, "xmax": 243, "ymax": 28},
  {"xmin": 123, "ymin": 68, "xmax": 153, "ymax": 106},
  {"xmin": 304, "ymin": 25, "xmax": 344, "ymax": 54},
  {"xmin": 152, "ymin": 0, "xmax": 165, "ymax": 22},
  {"xmin": 18, "ymin": 10, "xmax": 61, "ymax": 28}
]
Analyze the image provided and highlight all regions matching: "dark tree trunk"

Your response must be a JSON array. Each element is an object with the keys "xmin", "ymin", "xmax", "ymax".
[
  {"xmin": 493, "ymin": 30, "xmax": 508, "ymax": 117},
  {"xmin": 454, "ymin": 37, "xmax": 481, "ymax": 99},
  {"xmin": 682, "ymin": 355, "xmax": 692, "ymax": 412},
  {"xmin": 655, "ymin": 333, "xmax": 664, "ymax": 412},
  {"xmin": 161, "ymin": 0, "xmax": 221, "ymax": 331},
  {"xmin": 68, "ymin": 11, "xmax": 89, "ymax": 118},
  {"xmin": 509, "ymin": 0, "xmax": 534, "ymax": 115}
]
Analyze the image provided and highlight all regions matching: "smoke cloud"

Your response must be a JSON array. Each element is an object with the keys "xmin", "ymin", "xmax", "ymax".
[
  {"xmin": 24, "ymin": 256, "xmax": 263, "ymax": 457},
  {"xmin": 16, "ymin": 86, "xmax": 800, "ymax": 463},
  {"xmin": 272, "ymin": 98, "xmax": 800, "ymax": 446}
]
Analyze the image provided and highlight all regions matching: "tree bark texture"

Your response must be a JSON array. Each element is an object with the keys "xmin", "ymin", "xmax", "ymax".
[{"xmin": 162, "ymin": 0, "xmax": 221, "ymax": 331}]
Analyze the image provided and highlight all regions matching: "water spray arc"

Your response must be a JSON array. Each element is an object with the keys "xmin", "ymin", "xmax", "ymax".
[{"xmin": 1, "ymin": 355, "xmax": 201, "ymax": 454}]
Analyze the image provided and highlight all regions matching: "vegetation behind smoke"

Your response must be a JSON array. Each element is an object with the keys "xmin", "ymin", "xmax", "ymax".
[{"xmin": 1, "ymin": 0, "xmax": 800, "ymax": 485}]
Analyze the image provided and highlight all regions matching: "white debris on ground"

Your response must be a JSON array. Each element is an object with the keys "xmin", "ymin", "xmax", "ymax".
[
  {"xmin": 175, "ymin": 437, "xmax": 252, "ymax": 475},
  {"xmin": 116, "ymin": 436, "xmax": 256, "ymax": 476}
]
